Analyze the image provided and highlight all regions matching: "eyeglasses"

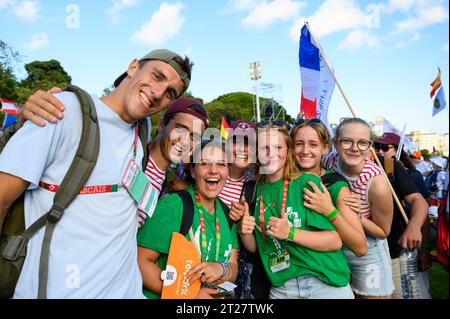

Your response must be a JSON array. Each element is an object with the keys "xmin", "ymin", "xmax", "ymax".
[
  {"xmin": 374, "ymin": 143, "xmax": 396, "ymax": 152},
  {"xmin": 294, "ymin": 118, "xmax": 323, "ymax": 126},
  {"xmin": 338, "ymin": 138, "xmax": 372, "ymax": 151}
]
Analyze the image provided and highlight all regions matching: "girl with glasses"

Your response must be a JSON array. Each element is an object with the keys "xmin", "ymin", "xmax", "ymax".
[
  {"xmin": 322, "ymin": 117, "xmax": 394, "ymax": 299},
  {"xmin": 290, "ymin": 119, "xmax": 367, "ymax": 257},
  {"xmin": 238, "ymin": 124, "xmax": 354, "ymax": 299}
]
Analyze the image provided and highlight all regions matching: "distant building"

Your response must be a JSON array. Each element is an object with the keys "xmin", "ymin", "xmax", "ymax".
[{"xmin": 406, "ymin": 130, "xmax": 449, "ymax": 155}]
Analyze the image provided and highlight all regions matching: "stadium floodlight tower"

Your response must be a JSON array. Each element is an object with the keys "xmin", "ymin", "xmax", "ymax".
[{"xmin": 250, "ymin": 61, "xmax": 262, "ymax": 122}]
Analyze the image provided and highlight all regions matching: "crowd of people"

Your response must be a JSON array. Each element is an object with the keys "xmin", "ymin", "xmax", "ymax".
[{"xmin": 0, "ymin": 48, "xmax": 448, "ymax": 299}]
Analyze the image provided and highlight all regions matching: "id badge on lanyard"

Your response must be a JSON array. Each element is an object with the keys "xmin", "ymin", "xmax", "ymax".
[
  {"xmin": 269, "ymin": 245, "xmax": 290, "ymax": 273},
  {"xmin": 122, "ymin": 159, "xmax": 156, "ymax": 213},
  {"xmin": 120, "ymin": 123, "xmax": 156, "ymax": 214}
]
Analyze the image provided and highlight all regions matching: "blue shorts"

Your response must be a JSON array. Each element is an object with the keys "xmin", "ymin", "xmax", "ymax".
[
  {"xmin": 344, "ymin": 235, "xmax": 394, "ymax": 297},
  {"xmin": 269, "ymin": 275, "xmax": 354, "ymax": 299}
]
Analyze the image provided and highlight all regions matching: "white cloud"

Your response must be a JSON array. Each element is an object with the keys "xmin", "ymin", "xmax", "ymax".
[
  {"xmin": 290, "ymin": 0, "xmax": 381, "ymax": 41},
  {"xmin": 131, "ymin": 2, "xmax": 185, "ymax": 46},
  {"xmin": 392, "ymin": 3, "xmax": 448, "ymax": 34},
  {"xmin": 410, "ymin": 32, "xmax": 422, "ymax": 42},
  {"xmin": 0, "ymin": 0, "xmax": 14, "ymax": 10},
  {"xmin": 23, "ymin": 32, "xmax": 49, "ymax": 50},
  {"xmin": 11, "ymin": 0, "xmax": 39, "ymax": 22},
  {"xmin": 107, "ymin": 0, "xmax": 140, "ymax": 24},
  {"xmin": 240, "ymin": 0, "xmax": 306, "ymax": 28},
  {"xmin": 184, "ymin": 45, "xmax": 192, "ymax": 56},
  {"xmin": 443, "ymin": 43, "xmax": 449, "ymax": 52},
  {"xmin": 226, "ymin": 0, "xmax": 264, "ymax": 11},
  {"xmin": 338, "ymin": 30, "xmax": 380, "ymax": 51},
  {"xmin": 384, "ymin": 0, "xmax": 418, "ymax": 13}
]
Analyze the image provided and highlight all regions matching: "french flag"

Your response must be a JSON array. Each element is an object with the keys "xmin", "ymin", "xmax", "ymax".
[
  {"xmin": 0, "ymin": 98, "xmax": 20, "ymax": 116},
  {"xmin": 299, "ymin": 24, "xmax": 335, "ymax": 130}
]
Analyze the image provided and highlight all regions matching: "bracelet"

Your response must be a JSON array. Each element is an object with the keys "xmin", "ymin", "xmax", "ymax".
[
  {"xmin": 288, "ymin": 227, "xmax": 295, "ymax": 241},
  {"xmin": 217, "ymin": 261, "xmax": 228, "ymax": 278},
  {"xmin": 325, "ymin": 208, "xmax": 340, "ymax": 222}
]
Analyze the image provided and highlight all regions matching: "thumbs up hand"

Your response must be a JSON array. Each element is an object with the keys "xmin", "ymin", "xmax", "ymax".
[
  {"xmin": 229, "ymin": 196, "xmax": 246, "ymax": 222},
  {"xmin": 238, "ymin": 201, "xmax": 255, "ymax": 235},
  {"xmin": 267, "ymin": 210, "xmax": 290, "ymax": 241}
]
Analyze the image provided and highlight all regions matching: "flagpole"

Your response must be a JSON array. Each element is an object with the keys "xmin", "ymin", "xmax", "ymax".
[
  {"xmin": 396, "ymin": 123, "xmax": 407, "ymax": 161},
  {"xmin": 304, "ymin": 21, "xmax": 410, "ymax": 224}
]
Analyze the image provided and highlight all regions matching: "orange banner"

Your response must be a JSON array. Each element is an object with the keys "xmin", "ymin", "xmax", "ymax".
[{"xmin": 161, "ymin": 232, "xmax": 201, "ymax": 299}]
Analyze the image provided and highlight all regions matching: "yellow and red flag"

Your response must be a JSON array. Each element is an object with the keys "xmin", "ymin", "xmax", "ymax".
[
  {"xmin": 430, "ymin": 67, "xmax": 442, "ymax": 98},
  {"xmin": 220, "ymin": 113, "xmax": 231, "ymax": 140}
]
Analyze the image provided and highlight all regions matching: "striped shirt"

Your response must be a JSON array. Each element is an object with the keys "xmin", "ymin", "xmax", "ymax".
[
  {"xmin": 322, "ymin": 151, "xmax": 383, "ymax": 218},
  {"xmin": 219, "ymin": 175, "xmax": 247, "ymax": 208},
  {"xmin": 137, "ymin": 156, "xmax": 166, "ymax": 227}
]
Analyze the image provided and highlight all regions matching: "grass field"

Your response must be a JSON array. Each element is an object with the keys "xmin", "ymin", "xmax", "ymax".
[{"xmin": 429, "ymin": 263, "xmax": 449, "ymax": 299}]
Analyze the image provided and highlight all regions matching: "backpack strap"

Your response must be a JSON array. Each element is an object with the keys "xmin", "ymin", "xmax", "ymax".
[
  {"xmin": 218, "ymin": 199, "xmax": 233, "ymax": 230},
  {"xmin": 241, "ymin": 181, "xmax": 256, "ymax": 214},
  {"xmin": 178, "ymin": 191, "xmax": 194, "ymax": 236},
  {"xmin": 320, "ymin": 172, "xmax": 349, "ymax": 188},
  {"xmin": 37, "ymin": 85, "xmax": 100, "ymax": 298},
  {"xmin": 383, "ymin": 156, "xmax": 395, "ymax": 182},
  {"xmin": 178, "ymin": 191, "xmax": 234, "ymax": 236},
  {"xmin": 138, "ymin": 117, "xmax": 149, "ymax": 168}
]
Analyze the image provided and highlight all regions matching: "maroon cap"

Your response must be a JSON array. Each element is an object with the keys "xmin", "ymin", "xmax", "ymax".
[
  {"xmin": 229, "ymin": 120, "xmax": 257, "ymax": 142},
  {"xmin": 376, "ymin": 132, "xmax": 401, "ymax": 146},
  {"xmin": 163, "ymin": 98, "xmax": 209, "ymax": 126}
]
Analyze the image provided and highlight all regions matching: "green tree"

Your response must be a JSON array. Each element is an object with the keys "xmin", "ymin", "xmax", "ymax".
[
  {"xmin": 205, "ymin": 92, "xmax": 293, "ymax": 128},
  {"xmin": 421, "ymin": 149, "xmax": 431, "ymax": 161},
  {"xmin": 16, "ymin": 60, "xmax": 72, "ymax": 104},
  {"xmin": 0, "ymin": 40, "xmax": 20, "ymax": 102}
]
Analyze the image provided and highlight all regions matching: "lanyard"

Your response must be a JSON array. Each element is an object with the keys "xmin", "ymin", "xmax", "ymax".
[
  {"xmin": 40, "ymin": 123, "xmax": 139, "ymax": 194},
  {"xmin": 194, "ymin": 192, "xmax": 221, "ymax": 262},
  {"xmin": 259, "ymin": 177, "xmax": 289, "ymax": 243}
]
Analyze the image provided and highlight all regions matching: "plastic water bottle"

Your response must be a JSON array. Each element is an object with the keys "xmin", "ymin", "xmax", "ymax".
[{"xmin": 398, "ymin": 249, "xmax": 422, "ymax": 299}]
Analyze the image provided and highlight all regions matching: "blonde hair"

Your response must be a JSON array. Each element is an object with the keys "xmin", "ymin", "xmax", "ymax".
[{"xmin": 290, "ymin": 121, "xmax": 330, "ymax": 148}]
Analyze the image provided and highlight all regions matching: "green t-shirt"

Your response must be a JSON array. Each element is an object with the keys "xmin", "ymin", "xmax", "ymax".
[
  {"xmin": 253, "ymin": 173, "xmax": 351, "ymax": 288},
  {"xmin": 137, "ymin": 186, "xmax": 239, "ymax": 299}
]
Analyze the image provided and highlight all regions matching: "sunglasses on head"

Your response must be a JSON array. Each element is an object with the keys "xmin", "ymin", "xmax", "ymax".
[
  {"xmin": 294, "ymin": 118, "xmax": 324, "ymax": 126},
  {"xmin": 256, "ymin": 120, "xmax": 291, "ymax": 129}
]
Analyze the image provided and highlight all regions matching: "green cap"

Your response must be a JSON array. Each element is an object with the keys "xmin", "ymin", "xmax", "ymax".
[{"xmin": 113, "ymin": 49, "xmax": 190, "ymax": 96}]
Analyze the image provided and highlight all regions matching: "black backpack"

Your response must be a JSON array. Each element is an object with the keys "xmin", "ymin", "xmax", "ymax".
[{"xmin": 0, "ymin": 86, "xmax": 149, "ymax": 299}]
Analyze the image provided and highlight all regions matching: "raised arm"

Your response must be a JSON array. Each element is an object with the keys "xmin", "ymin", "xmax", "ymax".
[{"xmin": 304, "ymin": 182, "xmax": 366, "ymax": 256}]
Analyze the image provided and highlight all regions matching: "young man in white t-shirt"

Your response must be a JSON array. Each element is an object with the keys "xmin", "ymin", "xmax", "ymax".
[{"xmin": 0, "ymin": 49, "xmax": 192, "ymax": 298}]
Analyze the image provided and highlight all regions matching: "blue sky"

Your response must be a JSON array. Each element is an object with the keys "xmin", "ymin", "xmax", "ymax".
[{"xmin": 1, "ymin": 0, "xmax": 449, "ymax": 134}]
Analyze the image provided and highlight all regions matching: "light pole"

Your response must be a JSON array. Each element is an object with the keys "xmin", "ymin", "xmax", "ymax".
[
  {"xmin": 375, "ymin": 115, "xmax": 383, "ymax": 136},
  {"xmin": 250, "ymin": 61, "xmax": 262, "ymax": 122}
]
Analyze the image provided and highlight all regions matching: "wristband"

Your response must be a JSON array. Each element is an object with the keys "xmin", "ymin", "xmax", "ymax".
[
  {"xmin": 288, "ymin": 227, "xmax": 295, "ymax": 241},
  {"xmin": 325, "ymin": 208, "xmax": 340, "ymax": 222}
]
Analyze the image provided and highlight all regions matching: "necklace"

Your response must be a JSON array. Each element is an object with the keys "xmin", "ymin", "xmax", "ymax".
[{"xmin": 194, "ymin": 192, "xmax": 221, "ymax": 262}]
